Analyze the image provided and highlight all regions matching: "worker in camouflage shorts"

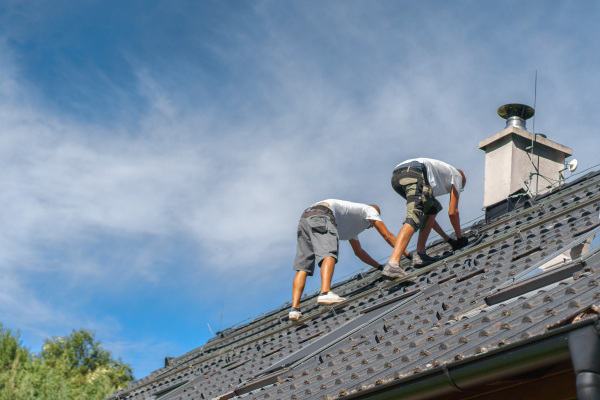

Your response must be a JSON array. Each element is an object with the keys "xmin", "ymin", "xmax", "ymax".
[
  {"xmin": 382, "ymin": 158, "xmax": 469, "ymax": 278},
  {"xmin": 398, "ymin": 169, "xmax": 442, "ymax": 232}
]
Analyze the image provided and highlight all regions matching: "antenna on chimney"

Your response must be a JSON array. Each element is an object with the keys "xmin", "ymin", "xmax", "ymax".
[
  {"xmin": 532, "ymin": 70, "xmax": 540, "ymax": 194},
  {"xmin": 218, "ymin": 302, "xmax": 224, "ymax": 332},
  {"xmin": 532, "ymin": 70, "xmax": 537, "ymax": 137}
]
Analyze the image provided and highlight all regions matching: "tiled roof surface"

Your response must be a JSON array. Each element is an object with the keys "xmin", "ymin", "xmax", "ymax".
[{"xmin": 107, "ymin": 170, "xmax": 600, "ymax": 400}]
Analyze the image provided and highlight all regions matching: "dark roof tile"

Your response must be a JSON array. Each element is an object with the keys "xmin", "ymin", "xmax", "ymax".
[{"xmin": 108, "ymin": 170, "xmax": 600, "ymax": 400}]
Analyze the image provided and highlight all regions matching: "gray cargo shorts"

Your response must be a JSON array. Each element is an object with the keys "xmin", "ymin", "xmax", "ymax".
[{"xmin": 293, "ymin": 213, "xmax": 339, "ymax": 276}]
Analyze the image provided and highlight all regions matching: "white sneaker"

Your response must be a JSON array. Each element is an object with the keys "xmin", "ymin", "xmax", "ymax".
[
  {"xmin": 317, "ymin": 291, "xmax": 346, "ymax": 306},
  {"xmin": 289, "ymin": 308, "xmax": 302, "ymax": 321}
]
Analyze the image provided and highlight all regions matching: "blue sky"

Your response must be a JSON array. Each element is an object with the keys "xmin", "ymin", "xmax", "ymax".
[{"xmin": 1, "ymin": 0, "xmax": 599, "ymax": 379}]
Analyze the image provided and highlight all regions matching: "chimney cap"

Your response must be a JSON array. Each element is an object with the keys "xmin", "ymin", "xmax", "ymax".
[{"xmin": 497, "ymin": 104, "xmax": 535, "ymax": 120}]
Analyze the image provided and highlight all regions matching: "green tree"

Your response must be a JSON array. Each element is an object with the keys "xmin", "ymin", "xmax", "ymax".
[
  {"xmin": 0, "ymin": 324, "xmax": 35, "ymax": 400},
  {"xmin": 0, "ymin": 324, "xmax": 134, "ymax": 400},
  {"xmin": 0, "ymin": 323, "xmax": 30, "ymax": 369},
  {"xmin": 37, "ymin": 328, "xmax": 134, "ymax": 394}
]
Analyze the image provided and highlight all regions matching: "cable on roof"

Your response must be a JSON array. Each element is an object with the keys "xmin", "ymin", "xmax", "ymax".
[
  {"xmin": 567, "ymin": 162, "xmax": 600, "ymax": 179},
  {"xmin": 514, "ymin": 162, "xmax": 600, "ymax": 200}
]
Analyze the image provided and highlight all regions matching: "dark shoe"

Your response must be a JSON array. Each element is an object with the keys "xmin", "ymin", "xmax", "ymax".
[
  {"xmin": 412, "ymin": 251, "xmax": 438, "ymax": 269},
  {"xmin": 382, "ymin": 262, "xmax": 407, "ymax": 279}
]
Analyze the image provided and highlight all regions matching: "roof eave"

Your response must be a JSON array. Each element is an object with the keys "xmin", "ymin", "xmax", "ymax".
[{"xmin": 343, "ymin": 317, "xmax": 598, "ymax": 400}]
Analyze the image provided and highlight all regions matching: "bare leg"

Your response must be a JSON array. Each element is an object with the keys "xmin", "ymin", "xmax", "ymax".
[
  {"xmin": 416, "ymin": 214, "xmax": 437, "ymax": 252},
  {"xmin": 292, "ymin": 271, "xmax": 308, "ymax": 309},
  {"xmin": 320, "ymin": 257, "xmax": 336, "ymax": 293},
  {"xmin": 389, "ymin": 224, "xmax": 416, "ymax": 264}
]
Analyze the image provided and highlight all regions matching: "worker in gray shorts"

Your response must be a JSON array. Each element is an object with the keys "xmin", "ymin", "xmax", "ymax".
[
  {"xmin": 382, "ymin": 158, "xmax": 468, "ymax": 279},
  {"xmin": 289, "ymin": 199, "xmax": 401, "ymax": 322}
]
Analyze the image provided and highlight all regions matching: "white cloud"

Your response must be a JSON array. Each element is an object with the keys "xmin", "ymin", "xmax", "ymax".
[{"xmin": 0, "ymin": 1, "xmax": 599, "ymax": 378}]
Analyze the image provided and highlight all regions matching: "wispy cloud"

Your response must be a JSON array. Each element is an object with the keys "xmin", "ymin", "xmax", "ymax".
[{"xmin": 0, "ymin": 1, "xmax": 599, "ymax": 378}]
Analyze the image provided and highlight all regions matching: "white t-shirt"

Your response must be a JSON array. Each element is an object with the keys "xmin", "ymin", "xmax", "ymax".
[
  {"xmin": 317, "ymin": 199, "xmax": 382, "ymax": 241},
  {"xmin": 396, "ymin": 158, "xmax": 463, "ymax": 197}
]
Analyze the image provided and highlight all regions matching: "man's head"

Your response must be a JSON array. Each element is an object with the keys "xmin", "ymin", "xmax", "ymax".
[{"xmin": 457, "ymin": 169, "xmax": 467, "ymax": 190}]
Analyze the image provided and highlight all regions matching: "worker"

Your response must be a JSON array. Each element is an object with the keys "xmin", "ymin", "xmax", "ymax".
[
  {"xmin": 289, "ymin": 199, "xmax": 403, "ymax": 321},
  {"xmin": 382, "ymin": 158, "xmax": 468, "ymax": 279}
]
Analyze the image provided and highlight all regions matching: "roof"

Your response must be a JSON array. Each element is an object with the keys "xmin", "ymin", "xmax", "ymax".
[{"xmin": 107, "ymin": 169, "xmax": 600, "ymax": 400}]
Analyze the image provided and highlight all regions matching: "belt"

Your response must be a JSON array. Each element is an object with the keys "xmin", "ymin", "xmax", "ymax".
[
  {"xmin": 394, "ymin": 160, "xmax": 425, "ymax": 172},
  {"xmin": 313, "ymin": 201, "xmax": 332, "ymax": 210},
  {"xmin": 301, "ymin": 204, "xmax": 335, "ymax": 223},
  {"xmin": 393, "ymin": 162, "xmax": 430, "ymax": 185},
  {"xmin": 395, "ymin": 166, "xmax": 423, "ymax": 173}
]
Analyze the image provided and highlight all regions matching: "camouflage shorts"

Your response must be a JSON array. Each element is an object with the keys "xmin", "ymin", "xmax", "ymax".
[{"xmin": 391, "ymin": 167, "xmax": 443, "ymax": 231}]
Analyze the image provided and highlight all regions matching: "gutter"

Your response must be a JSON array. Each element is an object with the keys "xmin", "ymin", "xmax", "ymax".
[{"xmin": 342, "ymin": 317, "xmax": 600, "ymax": 400}]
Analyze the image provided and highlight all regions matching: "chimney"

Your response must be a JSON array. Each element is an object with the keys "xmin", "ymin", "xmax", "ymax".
[{"xmin": 478, "ymin": 103, "xmax": 573, "ymax": 212}]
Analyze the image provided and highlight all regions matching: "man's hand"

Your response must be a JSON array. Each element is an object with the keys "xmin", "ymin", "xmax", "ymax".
[
  {"xmin": 456, "ymin": 236, "xmax": 469, "ymax": 249},
  {"xmin": 447, "ymin": 236, "xmax": 469, "ymax": 251},
  {"xmin": 447, "ymin": 238, "xmax": 458, "ymax": 250}
]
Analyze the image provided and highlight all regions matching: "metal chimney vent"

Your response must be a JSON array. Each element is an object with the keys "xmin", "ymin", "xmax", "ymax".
[{"xmin": 497, "ymin": 103, "xmax": 535, "ymax": 131}]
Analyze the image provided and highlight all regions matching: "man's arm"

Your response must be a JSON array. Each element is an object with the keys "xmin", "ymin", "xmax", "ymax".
[
  {"xmin": 448, "ymin": 185, "xmax": 462, "ymax": 238},
  {"xmin": 370, "ymin": 219, "xmax": 412, "ymax": 258},
  {"xmin": 349, "ymin": 238, "xmax": 380, "ymax": 268},
  {"xmin": 370, "ymin": 220, "xmax": 396, "ymax": 247}
]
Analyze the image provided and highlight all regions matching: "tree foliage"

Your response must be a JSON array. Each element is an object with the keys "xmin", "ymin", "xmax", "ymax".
[{"xmin": 0, "ymin": 324, "xmax": 133, "ymax": 400}]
